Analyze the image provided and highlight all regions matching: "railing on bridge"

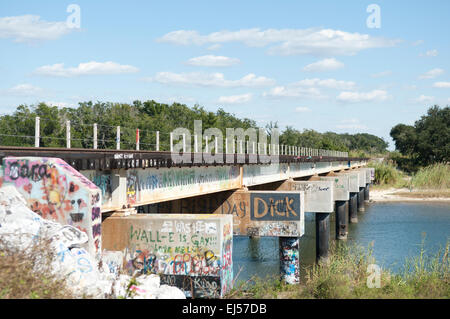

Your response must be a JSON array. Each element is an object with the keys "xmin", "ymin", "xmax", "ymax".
[{"xmin": 0, "ymin": 115, "xmax": 348, "ymax": 158}]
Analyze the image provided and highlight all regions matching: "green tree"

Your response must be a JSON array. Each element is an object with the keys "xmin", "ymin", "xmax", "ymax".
[{"xmin": 390, "ymin": 105, "xmax": 450, "ymax": 166}]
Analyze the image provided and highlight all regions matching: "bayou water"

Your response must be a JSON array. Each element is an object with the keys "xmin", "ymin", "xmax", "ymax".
[{"xmin": 233, "ymin": 202, "xmax": 450, "ymax": 282}]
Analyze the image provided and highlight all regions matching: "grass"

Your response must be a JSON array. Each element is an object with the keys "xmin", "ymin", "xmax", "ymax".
[
  {"xmin": 226, "ymin": 240, "xmax": 449, "ymax": 299},
  {"xmin": 368, "ymin": 161, "xmax": 450, "ymax": 193},
  {"xmin": 411, "ymin": 163, "xmax": 450, "ymax": 190},
  {"xmin": 1, "ymin": 233, "xmax": 448, "ymax": 299},
  {"xmin": 0, "ymin": 236, "xmax": 76, "ymax": 299},
  {"xmin": 368, "ymin": 161, "xmax": 409, "ymax": 188}
]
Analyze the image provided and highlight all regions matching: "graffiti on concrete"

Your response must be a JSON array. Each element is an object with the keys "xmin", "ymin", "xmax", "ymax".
[
  {"xmin": 102, "ymin": 214, "xmax": 233, "ymax": 298},
  {"xmin": 139, "ymin": 191, "xmax": 304, "ymax": 237},
  {"xmin": 1, "ymin": 157, "xmax": 102, "ymax": 256},
  {"xmin": 250, "ymin": 193, "xmax": 300, "ymax": 221},
  {"xmin": 123, "ymin": 166, "xmax": 240, "ymax": 205}
]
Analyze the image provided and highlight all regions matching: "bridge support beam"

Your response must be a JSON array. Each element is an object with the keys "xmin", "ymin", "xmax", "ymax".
[
  {"xmin": 279, "ymin": 237, "xmax": 300, "ymax": 284},
  {"xmin": 358, "ymin": 187, "xmax": 365, "ymax": 212},
  {"xmin": 315, "ymin": 212, "xmax": 330, "ymax": 263},
  {"xmin": 349, "ymin": 192, "xmax": 358, "ymax": 223},
  {"xmin": 364, "ymin": 183, "xmax": 370, "ymax": 203},
  {"xmin": 344, "ymin": 200, "xmax": 349, "ymax": 235},
  {"xmin": 335, "ymin": 200, "xmax": 348, "ymax": 240}
]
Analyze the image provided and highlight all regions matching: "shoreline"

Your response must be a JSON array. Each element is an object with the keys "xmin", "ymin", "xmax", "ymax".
[{"xmin": 369, "ymin": 187, "xmax": 450, "ymax": 203}]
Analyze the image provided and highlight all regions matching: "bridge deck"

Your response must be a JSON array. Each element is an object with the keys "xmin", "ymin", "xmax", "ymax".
[{"xmin": 0, "ymin": 146, "xmax": 366, "ymax": 171}]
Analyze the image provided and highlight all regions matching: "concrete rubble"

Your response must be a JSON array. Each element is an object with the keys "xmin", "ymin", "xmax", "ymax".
[{"xmin": 0, "ymin": 186, "xmax": 185, "ymax": 299}]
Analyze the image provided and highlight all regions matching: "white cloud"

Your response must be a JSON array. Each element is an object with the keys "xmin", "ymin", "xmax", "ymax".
[
  {"xmin": 412, "ymin": 40, "xmax": 424, "ymax": 46},
  {"xmin": 295, "ymin": 107, "xmax": 311, "ymax": 112},
  {"xmin": 0, "ymin": 15, "xmax": 75, "ymax": 43},
  {"xmin": 218, "ymin": 93, "xmax": 252, "ymax": 104},
  {"xmin": 302, "ymin": 58, "xmax": 344, "ymax": 72},
  {"xmin": 294, "ymin": 78, "xmax": 356, "ymax": 90},
  {"xmin": 433, "ymin": 81, "xmax": 450, "ymax": 88},
  {"xmin": 186, "ymin": 55, "xmax": 240, "ymax": 67},
  {"xmin": 148, "ymin": 72, "xmax": 275, "ymax": 87},
  {"xmin": 403, "ymin": 84, "xmax": 417, "ymax": 90},
  {"xmin": 164, "ymin": 96, "xmax": 197, "ymax": 105},
  {"xmin": 336, "ymin": 118, "xmax": 367, "ymax": 130},
  {"xmin": 207, "ymin": 44, "xmax": 222, "ymax": 51},
  {"xmin": 5, "ymin": 83, "xmax": 44, "ymax": 96},
  {"xmin": 263, "ymin": 86, "xmax": 325, "ymax": 99},
  {"xmin": 336, "ymin": 90, "xmax": 389, "ymax": 103},
  {"xmin": 420, "ymin": 49, "xmax": 438, "ymax": 57},
  {"xmin": 418, "ymin": 68, "xmax": 444, "ymax": 79},
  {"xmin": 413, "ymin": 95, "xmax": 435, "ymax": 103},
  {"xmin": 263, "ymin": 77, "xmax": 354, "ymax": 100},
  {"xmin": 45, "ymin": 101, "xmax": 77, "ymax": 108},
  {"xmin": 157, "ymin": 28, "xmax": 399, "ymax": 56},
  {"xmin": 34, "ymin": 61, "xmax": 139, "ymax": 77},
  {"xmin": 371, "ymin": 70, "xmax": 392, "ymax": 78}
]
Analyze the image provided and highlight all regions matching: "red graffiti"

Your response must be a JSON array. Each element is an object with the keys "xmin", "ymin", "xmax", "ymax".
[
  {"xmin": 23, "ymin": 183, "xmax": 32, "ymax": 194},
  {"xmin": 69, "ymin": 182, "xmax": 79, "ymax": 193}
]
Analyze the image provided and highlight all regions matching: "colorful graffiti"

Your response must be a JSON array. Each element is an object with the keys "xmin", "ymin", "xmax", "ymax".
[
  {"xmin": 1, "ymin": 157, "xmax": 102, "ymax": 257},
  {"xmin": 102, "ymin": 214, "xmax": 233, "ymax": 298},
  {"xmin": 123, "ymin": 166, "xmax": 240, "ymax": 205},
  {"xmin": 93, "ymin": 174, "xmax": 112, "ymax": 204},
  {"xmin": 279, "ymin": 237, "xmax": 300, "ymax": 284}
]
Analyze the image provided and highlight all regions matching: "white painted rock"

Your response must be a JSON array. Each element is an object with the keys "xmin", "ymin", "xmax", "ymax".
[{"xmin": 128, "ymin": 275, "xmax": 186, "ymax": 299}]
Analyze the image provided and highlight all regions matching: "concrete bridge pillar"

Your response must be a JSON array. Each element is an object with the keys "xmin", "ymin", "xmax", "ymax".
[
  {"xmin": 358, "ymin": 187, "xmax": 365, "ymax": 212},
  {"xmin": 344, "ymin": 200, "xmax": 349, "ymax": 235},
  {"xmin": 335, "ymin": 200, "xmax": 348, "ymax": 240},
  {"xmin": 364, "ymin": 183, "xmax": 370, "ymax": 203},
  {"xmin": 111, "ymin": 169, "xmax": 127, "ymax": 209},
  {"xmin": 316, "ymin": 212, "xmax": 330, "ymax": 263},
  {"xmin": 349, "ymin": 192, "xmax": 358, "ymax": 223}
]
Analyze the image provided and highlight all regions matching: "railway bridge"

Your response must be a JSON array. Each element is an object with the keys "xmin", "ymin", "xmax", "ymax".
[{"xmin": 0, "ymin": 145, "xmax": 373, "ymax": 298}]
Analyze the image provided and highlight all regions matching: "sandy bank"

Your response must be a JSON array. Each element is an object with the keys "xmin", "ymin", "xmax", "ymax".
[{"xmin": 369, "ymin": 187, "xmax": 450, "ymax": 203}]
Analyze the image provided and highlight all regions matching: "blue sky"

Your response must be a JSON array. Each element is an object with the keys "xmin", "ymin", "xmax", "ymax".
[{"xmin": 1, "ymin": 0, "xmax": 449, "ymax": 149}]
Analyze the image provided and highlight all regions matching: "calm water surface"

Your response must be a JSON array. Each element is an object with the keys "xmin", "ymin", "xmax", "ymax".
[{"xmin": 233, "ymin": 202, "xmax": 450, "ymax": 282}]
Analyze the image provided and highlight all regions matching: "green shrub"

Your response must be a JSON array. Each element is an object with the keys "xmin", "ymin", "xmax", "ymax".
[{"xmin": 368, "ymin": 161, "xmax": 407, "ymax": 187}]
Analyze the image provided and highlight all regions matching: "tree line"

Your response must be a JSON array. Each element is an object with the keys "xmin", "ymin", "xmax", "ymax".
[
  {"xmin": 390, "ymin": 105, "xmax": 449, "ymax": 171},
  {"xmin": 0, "ymin": 100, "xmax": 388, "ymax": 154}
]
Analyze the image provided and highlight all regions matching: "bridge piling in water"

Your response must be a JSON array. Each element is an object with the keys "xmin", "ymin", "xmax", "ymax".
[
  {"xmin": 335, "ymin": 200, "xmax": 348, "ymax": 240},
  {"xmin": 358, "ymin": 187, "xmax": 365, "ymax": 212},
  {"xmin": 349, "ymin": 192, "xmax": 358, "ymax": 223},
  {"xmin": 364, "ymin": 183, "xmax": 370, "ymax": 203},
  {"xmin": 315, "ymin": 212, "xmax": 330, "ymax": 263}
]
